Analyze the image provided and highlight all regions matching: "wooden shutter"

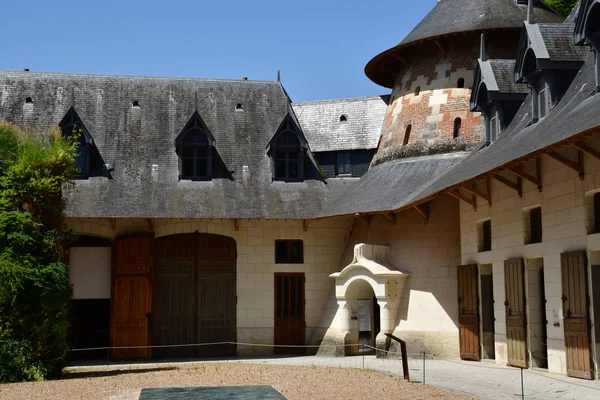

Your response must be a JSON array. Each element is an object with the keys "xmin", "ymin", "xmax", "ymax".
[
  {"xmin": 561, "ymin": 251, "xmax": 593, "ymax": 379},
  {"xmin": 504, "ymin": 258, "xmax": 527, "ymax": 368},
  {"xmin": 111, "ymin": 234, "xmax": 153, "ymax": 360},
  {"xmin": 457, "ymin": 265, "xmax": 480, "ymax": 361}
]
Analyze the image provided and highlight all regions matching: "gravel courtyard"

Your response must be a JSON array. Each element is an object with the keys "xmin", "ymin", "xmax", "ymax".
[{"xmin": 0, "ymin": 363, "xmax": 467, "ymax": 400}]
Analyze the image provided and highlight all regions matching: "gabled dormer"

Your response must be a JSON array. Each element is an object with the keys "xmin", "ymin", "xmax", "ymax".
[
  {"xmin": 575, "ymin": 0, "xmax": 600, "ymax": 89},
  {"xmin": 58, "ymin": 107, "xmax": 107, "ymax": 179},
  {"xmin": 515, "ymin": 0, "xmax": 588, "ymax": 122},
  {"xmin": 471, "ymin": 35, "xmax": 529, "ymax": 144},
  {"xmin": 175, "ymin": 110, "xmax": 221, "ymax": 181},
  {"xmin": 267, "ymin": 114, "xmax": 310, "ymax": 182}
]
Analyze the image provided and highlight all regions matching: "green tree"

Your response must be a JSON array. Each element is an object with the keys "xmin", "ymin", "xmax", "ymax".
[
  {"xmin": 545, "ymin": 0, "xmax": 579, "ymax": 17},
  {"xmin": 0, "ymin": 123, "xmax": 78, "ymax": 382}
]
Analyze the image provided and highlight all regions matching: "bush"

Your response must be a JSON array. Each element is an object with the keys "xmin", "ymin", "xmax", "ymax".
[{"xmin": 0, "ymin": 124, "xmax": 77, "ymax": 382}]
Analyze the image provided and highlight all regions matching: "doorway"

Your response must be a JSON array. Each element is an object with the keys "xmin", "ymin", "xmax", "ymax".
[
  {"xmin": 504, "ymin": 258, "xmax": 528, "ymax": 368},
  {"xmin": 357, "ymin": 296, "xmax": 381, "ymax": 354},
  {"xmin": 274, "ymin": 273, "xmax": 306, "ymax": 354},
  {"xmin": 480, "ymin": 264, "xmax": 495, "ymax": 360},
  {"xmin": 153, "ymin": 233, "xmax": 237, "ymax": 359},
  {"xmin": 526, "ymin": 258, "xmax": 548, "ymax": 368},
  {"xmin": 458, "ymin": 264, "xmax": 481, "ymax": 360}
]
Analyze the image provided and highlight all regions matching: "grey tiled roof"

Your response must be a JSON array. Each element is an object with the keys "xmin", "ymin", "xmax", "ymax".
[
  {"xmin": 538, "ymin": 23, "xmax": 589, "ymax": 61},
  {"xmin": 565, "ymin": 0, "xmax": 581, "ymax": 24},
  {"xmin": 365, "ymin": 0, "xmax": 563, "ymax": 88},
  {"xmin": 0, "ymin": 71, "xmax": 356, "ymax": 219},
  {"xmin": 291, "ymin": 96, "xmax": 389, "ymax": 153},
  {"xmin": 490, "ymin": 60, "xmax": 529, "ymax": 94}
]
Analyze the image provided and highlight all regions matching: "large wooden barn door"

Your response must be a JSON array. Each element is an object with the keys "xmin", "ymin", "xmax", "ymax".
[
  {"xmin": 196, "ymin": 234, "xmax": 237, "ymax": 357},
  {"xmin": 274, "ymin": 273, "xmax": 306, "ymax": 354},
  {"xmin": 111, "ymin": 234, "xmax": 153, "ymax": 360},
  {"xmin": 504, "ymin": 258, "xmax": 528, "ymax": 368},
  {"xmin": 457, "ymin": 265, "xmax": 480, "ymax": 361},
  {"xmin": 153, "ymin": 234, "xmax": 196, "ymax": 358},
  {"xmin": 561, "ymin": 251, "xmax": 593, "ymax": 379}
]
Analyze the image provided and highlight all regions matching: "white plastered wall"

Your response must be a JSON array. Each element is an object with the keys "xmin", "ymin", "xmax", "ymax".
[{"xmin": 459, "ymin": 138, "xmax": 600, "ymax": 376}]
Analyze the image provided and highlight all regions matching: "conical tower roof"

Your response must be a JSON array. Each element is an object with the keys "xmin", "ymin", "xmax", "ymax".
[{"xmin": 365, "ymin": 0, "xmax": 563, "ymax": 88}]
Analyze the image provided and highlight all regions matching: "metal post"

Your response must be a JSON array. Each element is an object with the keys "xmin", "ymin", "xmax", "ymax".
[
  {"xmin": 521, "ymin": 368, "xmax": 524, "ymax": 400},
  {"xmin": 423, "ymin": 352, "xmax": 426, "ymax": 385},
  {"xmin": 362, "ymin": 344, "xmax": 365, "ymax": 369}
]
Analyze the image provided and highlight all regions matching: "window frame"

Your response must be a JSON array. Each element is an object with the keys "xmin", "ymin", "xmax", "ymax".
[
  {"xmin": 179, "ymin": 128, "xmax": 212, "ymax": 181},
  {"xmin": 272, "ymin": 131, "xmax": 304, "ymax": 182},
  {"xmin": 537, "ymin": 74, "xmax": 551, "ymax": 120},
  {"xmin": 479, "ymin": 219, "xmax": 492, "ymax": 252},
  {"xmin": 275, "ymin": 240, "xmax": 304, "ymax": 264},
  {"xmin": 529, "ymin": 207, "xmax": 543, "ymax": 244},
  {"xmin": 336, "ymin": 151, "xmax": 352, "ymax": 176},
  {"xmin": 403, "ymin": 125, "xmax": 412, "ymax": 145},
  {"xmin": 453, "ymin": 117, "xmax": 462, "ymax": 138}
]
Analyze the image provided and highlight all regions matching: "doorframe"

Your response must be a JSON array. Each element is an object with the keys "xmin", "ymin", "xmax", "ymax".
[{"xmin": 273, "ymin": 272, "xmax": 306, "ymax": 353}]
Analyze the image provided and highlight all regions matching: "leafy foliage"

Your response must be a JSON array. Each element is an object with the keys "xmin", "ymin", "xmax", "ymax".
[
  {"xmin": 545, "ymin": 0, "xmax": 579, "ymax": 17},
  {"xmin": 0, "ymin": 123, "xmax": 77, "ymax": 382}
]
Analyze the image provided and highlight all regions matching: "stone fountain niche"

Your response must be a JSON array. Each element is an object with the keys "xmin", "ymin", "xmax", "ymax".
[{"xmin": 322, "ymin": 244, "xmax": 410, "ymax": 357}]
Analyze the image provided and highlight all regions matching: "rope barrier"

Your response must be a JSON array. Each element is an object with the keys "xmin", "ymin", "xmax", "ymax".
[{"xmin": 68, "ymin": 341, "xmax": 364, "ymax": 352}]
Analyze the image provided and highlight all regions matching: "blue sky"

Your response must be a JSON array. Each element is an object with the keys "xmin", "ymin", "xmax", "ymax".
[{"xmin": 1, "ymin": 0, "xmax": 437, "ymax": 102}]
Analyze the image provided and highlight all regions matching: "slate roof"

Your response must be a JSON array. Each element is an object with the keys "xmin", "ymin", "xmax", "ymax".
[
  {"xmin": 490, "ymin": 60, "xmax": 530, "ymax": 93},
  {"xmin": 566, "ymin": 0, "xmax": 582, "ymax": 24},
  {"xmin": 0, "ymin": 71, "xmax": 357, "ymax": 219},
  {"xmin": 318, "ymin": 153, "xmax": 467, "ymax": 217},
  {"xmin": 408, "ymin": 51, "xmax": 600, "ymax": 208},
  {"xmin": 538, "ymin": 23, "xmax": 589, "ymax": 61},
  {"xmin": 291, "ymin": 96, "xmax": 389, "ymax": 152},
  {"xmin": 365, "ymin": 0, "xmax": 562, "ymax": 88}
]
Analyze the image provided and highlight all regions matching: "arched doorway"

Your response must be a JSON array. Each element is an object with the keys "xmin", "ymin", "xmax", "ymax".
[
  {"xmin": 345, "ymin": 279, "xmax": 380, "ymax": 354},
  {"xmin": 153, "ymin": 233, "xmax": 236, "ymax": 359}
]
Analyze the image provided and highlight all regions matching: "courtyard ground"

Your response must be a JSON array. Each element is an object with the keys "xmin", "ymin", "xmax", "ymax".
[{"xmin": 0, "ymin": 362, "xmax": 466, "ymax": 400}]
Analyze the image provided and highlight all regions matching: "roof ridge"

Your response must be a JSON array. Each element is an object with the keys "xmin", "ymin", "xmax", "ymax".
[{"xmin": 292, "ymin": 95, "xmax": 388, "ymax": 105}]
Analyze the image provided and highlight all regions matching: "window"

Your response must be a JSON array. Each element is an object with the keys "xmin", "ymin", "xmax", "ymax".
[
  {"xmin": 453, "ymin": 118, "xmax": 462, "ymax": 138},
  {"xmin": 457, "ymin": 78, "xmax": 465, "ymax": 88},
  {"xmin": 537, "ymin": 75, "xmax": 550, "ymax": 120},
  {"xmin": 336, "ymin": 151, "xmax": 351, "ymax": 175},
  {"xmin": 594, "ymin": 193, "xmax": 600, "ymax": 234},
  {"xmin": 235, "ymin": 103, "xmax": 244, "ymax": 111},
  {"xmin": 489, "ymin": 106, "xmax": 500, "ymax": 141},
  {"xmin": 403, "ymin": 125, "xmax": 412, "ymax": 145},
  {"xmin": 61, "ymin": 119, "xmax": 90, "ymax": 178},
  {"xmin": 274, "ymin": 132, "xmax": 303, "ymax": 180},
  {"xmin": 340, "ymin": 115, "xmax": 347, "ymax": 122},
  {"xmin": 414, "ymin": 86, "xmax": 421, "ymax": 96},
  {"xmin": 479, "ymin": 220, "xmax": 492, "ymax": 252},
  {"xmin": 180, "ymin": 129, "xmax": 211, "ymax": 179},
  {"xmin": 25, "ymin": 97, "xmax": 33, "ymax": 104},
  {"xmin": 275, "ymin": 240, "xmax": 303, "ymax": 263},
  {"xmin": 529, "ymin": 207, "xmax": 542, "ymax": 244},
  {"xmin": 132, "ymin": 100, "xmax": 140, "ymax": 107}
]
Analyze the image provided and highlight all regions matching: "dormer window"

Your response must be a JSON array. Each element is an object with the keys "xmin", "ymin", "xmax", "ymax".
[
  {"xmin": 59, "ymin": 107, "xmax": 105, "ymax": 179},
  {"xmin": 175, "ymin": 111, "xmax": 216, "ymax": 181},
  {"xmin": 274, "ymin": 132, "xmax": 302, "ymax": 180},
  {"xmin": 340, "ymin": 115, "xmax": 347, "ymax": 122},
  {"xmin": 25, "ymin": 97, "xmax": 33, "ymax": 104},
  {"xmin": 235, "ymin": 103, "xmax": 244, "ymax": 111},
  {"xmin": 489, "ymin": 106, "xmax": 500, "ymax": 142},
  {"xmin": 537, "ymin": 75, "xmax": 550, "ymax": 120}
]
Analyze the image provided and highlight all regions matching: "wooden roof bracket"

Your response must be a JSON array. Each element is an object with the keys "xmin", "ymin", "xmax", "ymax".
[
  {"xmin": 547, "ymin": 149, "xmax": 584, "ymax": 180},
  {"xmin": 234, "ymin": 218, "xmax": 240, "ymax": 231},
  {"xmin": 461, "ymin": 178, "xmax": 491, "ymax": 207},
  {"xmin": 413, "ymin": 202, "xmax": 429, "ymax": 223},
  {"xmin": 354, "ymin": 213, "xmax": 372, "ymax": 228},
  {"xmin": 391, "ymin": 52, "xmax": 409, "ymax": 66},
  {"xmin": 493, "ymin": 174, "xmax": 522, "ymax": 198},
  {"xmin": 447, "ymin": 188, "xmax": 477, "ymax": 211},
  {"xmin": 110, "ymin": 217, "xmax": 117, "ymax": 231},
  {"xmin": 382, "ymin": 212, "xmax": 396, "ymax": 225},
  {"xmin": 507, "ymin": 159, "xmax": 542, "ymax": 193},
  {"xmin": 302, "ymin": 219, "xmax": 308, "ymax": 232},
  {"xmin": 149, "ymin": 218, "xmax": 155, "ymax": 232},
  {"xmin": 434, "ymin": 39, "xmax": 446, "ymax": 56},
  {"xmin": 572, "ymin": 140, "xmax": 600, "ymax": 161}
]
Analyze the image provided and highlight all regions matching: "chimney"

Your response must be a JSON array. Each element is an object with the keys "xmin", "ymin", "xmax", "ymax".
[
  {"xmin": 242, "ymin": 77, "xmax": 248, "ymax": 81},
  {"xmin": 23, "ymin": 68, "xmax": 30, "ymax": 72}
]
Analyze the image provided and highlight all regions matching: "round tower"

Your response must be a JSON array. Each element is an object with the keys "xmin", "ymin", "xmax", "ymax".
[{"xmin": 366, "ymin": 0, "xmax": 562, "ymax": 166}]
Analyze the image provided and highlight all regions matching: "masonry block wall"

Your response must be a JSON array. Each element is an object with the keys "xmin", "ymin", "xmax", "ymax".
[
  {"xmin": 322, "ymin": 195, "xmax": 462, "ymax": 358},
  {"xmin": 459, "ymin": 137, "xmax": 600, "ymax": 376},
  {"xmin": 67, "ymin": 217, "xmax": 354, "ymax": 356},
  {"xmin": 373, "ymin": 32, "xmax": 520, "ymax": 165}
]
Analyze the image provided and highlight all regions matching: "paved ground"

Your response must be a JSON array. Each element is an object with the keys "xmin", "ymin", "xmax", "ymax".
[{"xmin": 69, "ymin": 355, "xmax": 600, "ymax": 400}]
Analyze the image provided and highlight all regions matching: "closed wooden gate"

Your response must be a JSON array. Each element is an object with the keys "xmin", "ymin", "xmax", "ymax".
[
  {"xmin": 504, "ymin": 258, "xmax": 527, "ymax": 368},
  {"xmin": 561, "ymin": 251, "xmax": 593, "ymax": 379},
  {"xmin": 274, "ymin": 273, "xmax": 305, "ymax": 354},
  {"xmin": 153, "ymin": 233, "xmax": 236, "ymax": 358},
  {"xmin": 457, "ymin": 265, "xmax": 480, "ymax": 361},
  {"xmin": 111, "ymin": 234, "xmax": 153, "ymax": 360}
]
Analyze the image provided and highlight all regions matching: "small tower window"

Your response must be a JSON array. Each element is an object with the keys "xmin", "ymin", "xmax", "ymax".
[
  {"xmin": 340, "ymin": 115, "xmax": 347, "ymax": 122},
  {"xmin": 25, "ymin": 97, "xmax": 33, "ymax": 104},
  {"xmin": 457, "ymin": 78, "xmax": 465, "ymax": 88},
  {"xmin": 414, "ymin": 86, "xmax": 421, "ymax": 96},
  {"xmin": 403, "ymin": 125, "xmax": 412, "ymax": 145},
  {"xmin": 453, "ymin": 118, "xmax": 462, "ymax": 138},
  {"xmin": 132, "ymin": 100, "xmax": 140, "ymax": 107},
  {"xmin": 235, "ymin": 103, "xmax": 244, "ymax": 111}
]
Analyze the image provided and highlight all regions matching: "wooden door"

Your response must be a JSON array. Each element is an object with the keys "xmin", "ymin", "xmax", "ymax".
[
  {"xmin": 561, "ymin": 251, "xmax": 593, "ymax": 379},
  {"xmin": 504, "ymin": 258, "xmax": 527, "ymax": 368},
  {"xmin": 111, "ymin": 234, "xmax": 153, "ymax": 360},
  {"xmin": 196, "ymin": 234, "xmax": 237, "ymax": 357},
  {"xmin": 457, "ymin": 265, "xmax": 480, "ymax": 361},
  {"xmin": 153, "ymin": 234, "xmax": 196, "ymax": 358},
  {"xmin": 274, "ymin": 273, "xmax": 305, "ymax": 354}
]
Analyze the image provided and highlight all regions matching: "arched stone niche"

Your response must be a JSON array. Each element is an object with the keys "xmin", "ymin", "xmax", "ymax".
[{"xmin": 320, "ymin": 243, "xmax": 411, "ymax": 357}]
